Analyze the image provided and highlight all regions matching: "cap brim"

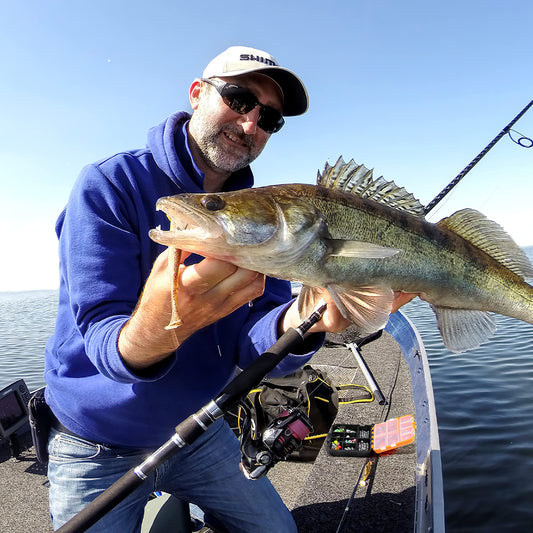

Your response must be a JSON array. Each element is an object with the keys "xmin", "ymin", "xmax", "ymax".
[{"xmin": 211, "ymin": 66, "xmax": 309, "ymax": 116}]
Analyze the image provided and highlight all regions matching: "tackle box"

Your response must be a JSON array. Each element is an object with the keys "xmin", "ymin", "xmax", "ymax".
[{"xmin": 327, "ymin": 415, "xmax": 415, "ymax": 457}]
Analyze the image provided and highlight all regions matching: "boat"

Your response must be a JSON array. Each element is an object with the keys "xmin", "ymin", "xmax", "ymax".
[
  {"xmin": 0, "ymin": 310, "xmax": 444, "ymax": 532},
  {"xmin": 268, "ymin": 311, "xmax": 444, "ymax": 533}
]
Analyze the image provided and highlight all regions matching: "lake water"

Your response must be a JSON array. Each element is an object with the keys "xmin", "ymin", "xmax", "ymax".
[{"xmin": 1, "ymin": 248, "xmax": 533, "ymax": 531}]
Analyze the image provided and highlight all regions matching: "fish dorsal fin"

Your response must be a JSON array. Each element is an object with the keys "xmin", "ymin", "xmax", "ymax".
[
  {"xmin": 437, "ymin": 209, "xmax": 533, "ymax": 279},
  {"xmin": 317, "ymin": 156, "xmax": 426, "ymax": 217}
]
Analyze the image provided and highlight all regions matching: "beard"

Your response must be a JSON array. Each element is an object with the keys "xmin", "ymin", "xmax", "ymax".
[{"xmin": 190, "ymin": 105, "xmax": 265, "ymax": 175}]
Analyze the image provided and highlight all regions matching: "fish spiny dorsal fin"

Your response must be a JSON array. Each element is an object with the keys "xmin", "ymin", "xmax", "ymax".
[
  {"xmin": 317, "ymin": 157, "xmax": 426, "ymax": 216},
  {"xmin": 317, "ymin": 157, "xmax": 372, "ymax": 192},
  {"xmin": 437, "ymin": 208, "xmax": 533, "ymax": 279}
]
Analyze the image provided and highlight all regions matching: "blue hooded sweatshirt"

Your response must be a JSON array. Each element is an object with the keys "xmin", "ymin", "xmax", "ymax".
[{"xmin": 44, "ymin": 112, "xmax": 320, "ymax": 448}]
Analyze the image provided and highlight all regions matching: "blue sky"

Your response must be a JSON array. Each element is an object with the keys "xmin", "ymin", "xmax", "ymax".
[{"xmin": 1, "ymin": 0, "xmax": 532, "ymax": 291}]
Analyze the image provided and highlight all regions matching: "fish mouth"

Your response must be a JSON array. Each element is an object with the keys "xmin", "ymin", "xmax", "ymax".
[{"xmin": 149, "ymin": 197, "xmax": 223, "ymax": 245}]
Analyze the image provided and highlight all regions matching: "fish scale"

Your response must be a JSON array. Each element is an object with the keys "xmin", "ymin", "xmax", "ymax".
[{"xmin": 149, "ymin": 157, "xmax": 533, "ymax": 354}]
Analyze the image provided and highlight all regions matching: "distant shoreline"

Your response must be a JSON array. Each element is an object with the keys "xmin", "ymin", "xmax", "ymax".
[
  {"xmin": 2, "ymin": 246, "xmax": 532, "ymax": 294},
  {"xmin": 0, "ymin": 289, "xmax": 59, "ymax": 296}
]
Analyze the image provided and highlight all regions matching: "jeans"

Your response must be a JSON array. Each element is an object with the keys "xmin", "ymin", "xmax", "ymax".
[{"xmin": 47, "ymin": 419, "xmax": 297, "ymax": 532}]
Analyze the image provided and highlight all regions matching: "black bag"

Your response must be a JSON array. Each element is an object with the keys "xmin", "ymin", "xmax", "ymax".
[
  {"xmin": 28, "ymin": 387, "xmax": 52, "ymax": 464},
  {"xmin": 231, "ymin": 365, "xmax": 339, "ymax": 461}
]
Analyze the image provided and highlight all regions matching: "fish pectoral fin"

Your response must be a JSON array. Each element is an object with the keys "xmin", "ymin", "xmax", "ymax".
[
  {"xmin": 431, "ymin": 306, "xmax": 496, "ymax": 353},
  {"xmin": 327, "ymin": 240, "xmax": 400, "ymax": 259},
  {"xmin": 329, "ymin": 284, "xmax": 394, "ymax": 333},
  {"xmin": 296, "ymin": 284, "xmax": 394, "ymax": 334},
  {"xmin": 297, "ymin": 285, "xmax": 329, "ymax": 319}
]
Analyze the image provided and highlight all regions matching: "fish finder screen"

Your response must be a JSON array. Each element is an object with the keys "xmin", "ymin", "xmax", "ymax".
[{"xmin": 0, "ymin": 391, "xmax": 25, "ymax": 431}]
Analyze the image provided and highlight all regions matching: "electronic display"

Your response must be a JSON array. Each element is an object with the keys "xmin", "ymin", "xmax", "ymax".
[{"xmin": 0, "ymin": 379, "xmax": 31, "ymax": 439}]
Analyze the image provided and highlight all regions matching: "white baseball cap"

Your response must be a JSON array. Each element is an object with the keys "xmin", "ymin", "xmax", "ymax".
[{"xmin": 202, "ymin": 46, "xmax": 309, "ymax": 116}]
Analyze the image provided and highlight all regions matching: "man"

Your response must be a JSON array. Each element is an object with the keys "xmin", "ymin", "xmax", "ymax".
[{"xmin": 44, "ymin": 46, "xmax": 350, "ymax": 532}]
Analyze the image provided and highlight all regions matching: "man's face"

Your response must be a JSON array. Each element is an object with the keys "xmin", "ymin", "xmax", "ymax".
[{"xmin": 188, "ymin": 73, "xmax": 284, "ymax": 178}]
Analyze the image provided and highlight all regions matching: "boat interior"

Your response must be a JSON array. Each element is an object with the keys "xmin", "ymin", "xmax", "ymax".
[{"xmin": 0, "ymin": 312, "xmax": 443, "ymax": 533}]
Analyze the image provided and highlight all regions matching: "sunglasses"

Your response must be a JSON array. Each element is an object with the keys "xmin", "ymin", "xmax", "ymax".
[{"xmin": 201, "ymin": 78, "xmax": 285, "ymax": 134}]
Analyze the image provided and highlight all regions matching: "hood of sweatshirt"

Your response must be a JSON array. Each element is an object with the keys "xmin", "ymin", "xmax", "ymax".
[{"xmin": 146, "ymin": 111, "xmax": 254, "ymax": 193}]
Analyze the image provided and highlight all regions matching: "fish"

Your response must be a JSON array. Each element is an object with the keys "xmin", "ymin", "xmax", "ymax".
[{"xmin": 149, "ymin": 157, "xmax": 533, "ymax": 353}]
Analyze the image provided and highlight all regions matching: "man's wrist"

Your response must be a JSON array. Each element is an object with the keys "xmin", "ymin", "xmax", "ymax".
[{"xmin": 117, "ymin": 315, "xmax": 181, "ymax": 371}]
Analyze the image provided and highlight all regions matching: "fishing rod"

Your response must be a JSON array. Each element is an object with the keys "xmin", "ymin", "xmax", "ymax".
[
  {"xmin": 423, "ymin": 99, "xmax": 533, "ymax": 215},
  {"xmin": 56, "ymin": 302, "xmax": 327, "ymax": 533}
]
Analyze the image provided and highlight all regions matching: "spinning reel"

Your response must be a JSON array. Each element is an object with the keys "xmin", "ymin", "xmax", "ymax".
[{"xmin": 238, "ymin": 400, "xmax": 313, "ymax": 480}]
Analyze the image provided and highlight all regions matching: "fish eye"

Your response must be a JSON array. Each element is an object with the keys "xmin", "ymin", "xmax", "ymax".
[{"xmin": 201, "ymin": 194, "xmax": 226, "ymax": 211}]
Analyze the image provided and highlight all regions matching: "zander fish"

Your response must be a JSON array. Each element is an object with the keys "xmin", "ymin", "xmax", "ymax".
[{"xmin": 149, "ymin": 157, "xmax": 533, "ymax": 353}]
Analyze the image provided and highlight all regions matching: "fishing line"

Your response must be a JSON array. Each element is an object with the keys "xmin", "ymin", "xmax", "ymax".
[
  {"xmin": 334, "ymin": 456, "xmax": 374, "ymax": 533},
  {"xmin": 508, "ymin": 129, "xmax": 533, "ymax": 148},
  {"xmin": 334, "ymin": 331, "xmax": 404, "ymax": 533},
  {"xmin": 377, "ymin": 342, "xmax": 403, "ymax": 422},
  {"xmin": 423, "ymin": 99, "xmax": 533, "ymax": 215}
]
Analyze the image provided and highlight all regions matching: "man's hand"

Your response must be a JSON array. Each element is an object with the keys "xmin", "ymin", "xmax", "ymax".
[
  {"xmin": 391, "ymin": 291, "xmax": 418, "ymax": 312},
  {"xmin": 280, "ymin": 289, "xmax": 419, "ymax": 335},
  {"xmin": 118, "ymin": 249, "xmax": 265, "ymax": 371},
  {"xmin": 280, "ymin": 291, "xmax": 352, "ymax": 335}
]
